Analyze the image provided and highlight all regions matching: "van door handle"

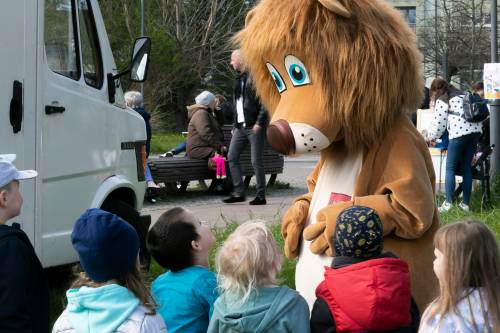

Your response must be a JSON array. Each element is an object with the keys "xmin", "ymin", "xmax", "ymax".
[
  {"xmin": 9, "ymin": 80, "xmax": 23, "ymax": 133},
  {"xmin": 45, "ymin": 104, "xmax": 66, "ymax": 115}
]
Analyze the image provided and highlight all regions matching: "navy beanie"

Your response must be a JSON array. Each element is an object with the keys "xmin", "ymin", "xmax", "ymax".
[
  {"xmin": 71, "ymin": 208, "xmax": 140, "ymax": 282},
  {"xmin": 333, "ymin": 206, "xmax": 383, "ymax": 258}
]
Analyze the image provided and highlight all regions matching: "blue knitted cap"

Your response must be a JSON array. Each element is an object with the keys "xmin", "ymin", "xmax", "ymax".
[{"xmin": 71, "ymin": 209, "xmax": 140, "ymax": 282}]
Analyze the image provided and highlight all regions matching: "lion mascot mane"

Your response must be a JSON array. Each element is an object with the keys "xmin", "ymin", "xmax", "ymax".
[{"xmin": 236, "ymin": 0, "xmax": 439, "ymax": 311}]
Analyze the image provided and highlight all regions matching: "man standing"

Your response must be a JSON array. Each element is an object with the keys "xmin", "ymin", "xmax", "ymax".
[{"xmin": 223, "ymin": 49, "xmax": 268, "ymax": 205}]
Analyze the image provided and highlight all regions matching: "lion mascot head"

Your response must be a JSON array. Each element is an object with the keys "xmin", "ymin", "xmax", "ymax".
[{"xmin": 236, "ymin": 0, "xmax": 423, "ymax": 155}]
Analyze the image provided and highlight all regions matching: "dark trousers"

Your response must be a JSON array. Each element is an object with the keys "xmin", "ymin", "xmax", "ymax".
[
  {"xmin": 445, "ymin": 133, "xmax": 479, "ymax": 205},
  {"xmin": 228, "ymin": 127, "xmax": 266, "ymax": 198}
]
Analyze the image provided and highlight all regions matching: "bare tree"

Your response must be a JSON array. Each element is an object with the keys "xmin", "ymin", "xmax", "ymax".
[
  {"xmin": 99, "ymin": 0, "xmax": 255, "ymax": 130},
  {"xmin": 418, "ymin": 0, "xmax": 491, "ymax": 87}
]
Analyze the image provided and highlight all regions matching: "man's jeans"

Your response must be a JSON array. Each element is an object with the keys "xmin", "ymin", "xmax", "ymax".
[
  {"xmin": 172, "ymin": 141, "xmax": 187, "ymax": 155},
  {"xmin": 228, "ymin": 127, "xmax": 266, "ymax": 198},
  {"xmin": 145, "ymin": 164, "xmax": 153, "ymax": 183},
  {"xmin": 445, "ymin": 133, "xmax": 479, "ymax": 205}
]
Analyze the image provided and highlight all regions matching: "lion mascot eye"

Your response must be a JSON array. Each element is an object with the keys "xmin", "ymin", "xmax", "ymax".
[
  {"xmin": 285, "ymin": 55, "xmax": 311, "ymax": 86},
  {"xmin": 266, "ymin": 62, "xmax": 287, "ymax": 93}
]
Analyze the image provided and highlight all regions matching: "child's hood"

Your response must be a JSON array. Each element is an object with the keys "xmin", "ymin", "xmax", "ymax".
[
  {"xmin": 323, "ymin": 257, "xmax": 412, "ymax": 331},
  {"xmin": 0, "ymin": 223, "xmax": 31, "ymax": 245},
  {"xmin": 213, "ymin": 286, "xmax": 302, "ymax": 333},
  {"xmin": 65, "ymin": 284, "xmax": 140, "ymax": 333}
]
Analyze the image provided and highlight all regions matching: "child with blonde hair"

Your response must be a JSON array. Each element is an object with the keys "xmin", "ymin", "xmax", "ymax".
[
  {"xmin": 419, "ymin": 221, "xmax": 500, "ymax": 333},
  {"xmin": 208, "ymin": 221, "xmax": 310, "ymax": 333}
]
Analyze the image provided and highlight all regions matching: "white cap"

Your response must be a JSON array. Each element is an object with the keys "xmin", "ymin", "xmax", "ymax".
[
  {"xmin": 0, "ymin": 154, "xmax": 37, "ymax": 188},
  {"xmin": 195, "ymin": 91, "xmax": 215, "ymax": 106}
]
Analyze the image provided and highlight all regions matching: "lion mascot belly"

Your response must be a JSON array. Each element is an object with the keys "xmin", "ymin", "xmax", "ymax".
[{"xmin": 236, "ymin": 0, "xmax": 439, "ymax": 312}]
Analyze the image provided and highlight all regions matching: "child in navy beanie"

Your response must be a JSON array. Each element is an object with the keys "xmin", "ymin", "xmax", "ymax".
[
  {"xmin": 311, "ymin": 205, "xmax": 420, "ymax": 333},
  {"xmin": 52, "ymin": 209, "xmax": 167, "ymax": 333}
]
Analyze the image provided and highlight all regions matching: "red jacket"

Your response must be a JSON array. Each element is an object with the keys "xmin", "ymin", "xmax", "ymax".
[{"xmin": 315, "ymin": 257, "xmax": 412, "ymax": 332}]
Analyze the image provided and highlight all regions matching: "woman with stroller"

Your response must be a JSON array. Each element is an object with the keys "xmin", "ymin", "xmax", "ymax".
[{"xmin": 427, "ymin": 78, "xmax": 482, "ymax": 212}]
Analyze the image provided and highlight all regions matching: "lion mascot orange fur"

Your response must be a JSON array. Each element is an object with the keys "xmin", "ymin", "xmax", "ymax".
[{"xmin": 236, "ymin": 0, "xmax": 439, "ymax": 312}]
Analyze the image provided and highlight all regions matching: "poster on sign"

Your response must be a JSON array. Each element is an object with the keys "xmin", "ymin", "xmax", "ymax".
[{"xmin": 484, "ymin": 63, "xmax": 500, "ymax": 100}]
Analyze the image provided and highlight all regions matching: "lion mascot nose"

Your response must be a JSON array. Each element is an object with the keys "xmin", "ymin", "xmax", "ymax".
[{"xmin": 267, "ymin": 119, "xmax": 296, "ymax": 155}]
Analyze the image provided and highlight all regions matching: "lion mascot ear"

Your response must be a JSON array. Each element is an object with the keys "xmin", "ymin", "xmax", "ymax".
[
  {"xmin": 318, "ymin": 0, "xmax": 351, "ymax": 18},
  {"xmin": 245, "ymin": 8, "xmax": 256, "ymax": 27}
]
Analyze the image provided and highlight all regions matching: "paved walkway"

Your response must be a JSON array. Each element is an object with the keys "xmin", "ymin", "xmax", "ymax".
[{"xmin": 141, "ymin": 155, "xmax": 319, "ymax": 227}]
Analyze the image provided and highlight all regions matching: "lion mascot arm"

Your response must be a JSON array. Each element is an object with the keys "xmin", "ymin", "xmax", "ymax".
[
  {"xmin": 303, "ymin": 124, "xmax": 436, "ymax": 256},
  {"xmin": 282, "ymin": 159, "xmax": 324, "ymax": 259}
]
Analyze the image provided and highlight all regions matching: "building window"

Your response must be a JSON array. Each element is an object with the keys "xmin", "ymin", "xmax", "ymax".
[{"xmin": 397, "ymin": 7, "xmax": 417, "ymax": 32}]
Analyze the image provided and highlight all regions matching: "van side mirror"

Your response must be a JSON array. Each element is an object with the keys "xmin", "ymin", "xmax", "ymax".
[
  {"xmin": 107, "ymin": 37, "xmax": 152, "ymax": 103},
  {"xmin": 130, "ymin": 37, "xmax": 151, "ymax": 82}
]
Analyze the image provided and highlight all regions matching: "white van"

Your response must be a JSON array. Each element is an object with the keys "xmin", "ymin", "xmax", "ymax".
[{"xmin": 1, "ymin": 0, "xmax": 152, "ymax": 267}]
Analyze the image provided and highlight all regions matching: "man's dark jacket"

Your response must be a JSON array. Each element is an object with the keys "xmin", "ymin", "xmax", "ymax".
[
  {"xmin": 0, "ymin": 224, "xmax": 49, "ymax": 333},
  {"xmin": 233, "ymin": 72, "xmax": 268, "ymax": 128}
]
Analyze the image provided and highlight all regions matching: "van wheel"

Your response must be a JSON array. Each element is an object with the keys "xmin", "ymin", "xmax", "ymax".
[{"xmin": 101, "ymin": 199, "xmax": 151, "ymax": 272}]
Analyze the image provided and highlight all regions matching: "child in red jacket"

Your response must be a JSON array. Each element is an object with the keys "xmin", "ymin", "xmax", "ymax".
[{"xmin": 310, "ymin": 205, "xmax": 420, "ymax": 333}]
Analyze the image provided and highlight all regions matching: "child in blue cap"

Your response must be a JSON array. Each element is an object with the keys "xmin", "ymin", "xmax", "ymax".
[
  {"xmin": 0, "ymin": 154, "xmax": 48, "ymax": 333},
  {"xmin": 52, "ymin": 209, "xmax": 167, "ymax": 333}
]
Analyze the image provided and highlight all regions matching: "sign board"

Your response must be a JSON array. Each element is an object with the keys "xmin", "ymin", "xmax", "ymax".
[
  {"xmin": 416, "ymin": 108, "xmax": 433, "ymax": 135},
  {"xmin": 484, "ymin": 63, "xmax": 500, "ymax": 100},
  {"xmin": 417, "ymin": 109, "xmax": 447, "ymax": 185}
]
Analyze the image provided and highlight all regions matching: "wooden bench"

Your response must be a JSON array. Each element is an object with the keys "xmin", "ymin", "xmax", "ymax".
[{"xmin": 148, "ymin": 125, "xmax": 284, "ymax": 193}]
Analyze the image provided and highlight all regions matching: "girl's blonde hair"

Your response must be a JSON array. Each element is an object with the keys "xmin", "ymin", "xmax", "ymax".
[
  {"xmin": 71, "ymin": 262, "xmax": 157, "ymax": 314},
  {"xmin": 216, "ymin": 221, "xmax": 283, "ymax": 304},
  {"xmin": 426, "ymin": 221, "xmax": 500, "ymax": 332}
]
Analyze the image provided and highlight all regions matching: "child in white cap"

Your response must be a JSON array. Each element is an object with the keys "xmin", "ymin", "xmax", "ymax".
[{"xmin": 0, "ymin": 154, "xmax": 49, "ymax": 333}]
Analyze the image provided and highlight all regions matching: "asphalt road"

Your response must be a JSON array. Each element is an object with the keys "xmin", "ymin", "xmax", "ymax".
[{"xmin": 141, "ymin": 154, "xmax": 319, "ymax": 227}]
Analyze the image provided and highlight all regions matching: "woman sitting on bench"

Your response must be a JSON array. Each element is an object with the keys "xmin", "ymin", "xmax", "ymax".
[{"xmin": 186, "ymin": 91, "xmax": 226, "ymax": 160}]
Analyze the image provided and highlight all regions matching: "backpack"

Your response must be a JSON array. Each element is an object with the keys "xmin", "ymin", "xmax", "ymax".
[{"xmin": 462, "ymin": 92, "xmax": 489, "ymax": 123}]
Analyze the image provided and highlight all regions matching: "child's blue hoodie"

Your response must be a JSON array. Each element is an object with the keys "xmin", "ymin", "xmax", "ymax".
[
  {"xmin": 64, "ymin": 284, "xmax": 140, "ymax": 333},
  {"xmin": 207, "ymin": 286, "xmax": 310, "ymax": 333}
]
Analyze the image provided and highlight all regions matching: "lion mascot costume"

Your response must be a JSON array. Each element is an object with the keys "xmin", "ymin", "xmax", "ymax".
[{"xmin": 236, "ymin": 0, "xmax": 439, "ymax": 311}]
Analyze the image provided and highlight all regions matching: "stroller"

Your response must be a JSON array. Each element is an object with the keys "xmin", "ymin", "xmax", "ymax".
[{"xmin": 454, "ymin": 143, "xmax": 494, "ymax": 207}]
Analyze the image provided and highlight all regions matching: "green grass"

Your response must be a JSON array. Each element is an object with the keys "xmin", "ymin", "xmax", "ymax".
[
  {"xmin": 437, "ymin": 176, "xmax": 500, "ymax": 238},
  {"xmin": 150, "ymin": 132, "xmax": 185, "ymax": 155}
]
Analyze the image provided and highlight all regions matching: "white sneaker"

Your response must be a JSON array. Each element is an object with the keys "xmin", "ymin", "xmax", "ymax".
[
  {"xmin": 458, "ymin": 202, "xmax": 470, "ymax": 212},
  {"xmin": 438, "ymin": 201, "xmax": 452, "ymax": 213},
  {"xmin": 147, "ymin": 181, "xmax": 160, "ymax": 189},
  {"xmin": 160, "ymin": 151, "xmax": 174, "ymax": 158}
]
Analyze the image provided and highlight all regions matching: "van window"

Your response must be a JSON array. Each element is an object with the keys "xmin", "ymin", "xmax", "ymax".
[
  {"xmin": 78, "ymin": 0, "xmax": 103, "ymax": 89},
  {"xmin": 45, "ymin": 0, "xmax": 80, "ymax": 80}
]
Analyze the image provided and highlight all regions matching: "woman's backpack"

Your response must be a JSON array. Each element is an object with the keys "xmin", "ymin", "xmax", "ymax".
[{"xmin": 462, "ymin": 92, "xmax": 489, "ymax": 123}]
